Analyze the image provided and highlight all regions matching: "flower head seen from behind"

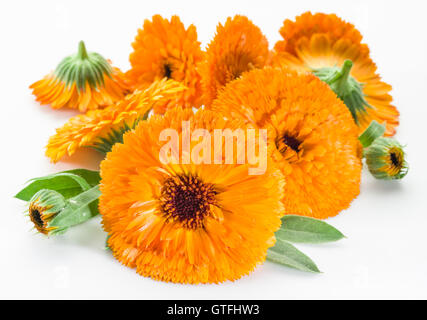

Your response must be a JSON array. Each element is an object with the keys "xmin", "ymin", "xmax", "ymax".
[
  {"xmin": 365, "ymin": 137, "xmax": 408, "ymax": 180},
  {"xmin": 275, "ymin": 12, "xmax": 366, "ymax": 56},
  {"xmin": 46, "ymin": 79, "xmax": 184, "ymax": 163},
  {"xmin": 212, "ymin": 67, "xmax": 361, "ymax": 219},
  {"xmin": 272, "ymin": 12, "xmax": 399, "ymax": 136},
  {"xmin": 30, "ymin": 41, "xmax": 130, "ymax": 112},
  {"xmin": 199, "ymin": 15, "xmax": 270, "ymax": 107},
  {"xmin": 99, "ymin": 107, "xmax": 284, "ymax": 283},
  {"xmin": 126, "ymin": 15, "xmax": 203, "ymax": 110}
]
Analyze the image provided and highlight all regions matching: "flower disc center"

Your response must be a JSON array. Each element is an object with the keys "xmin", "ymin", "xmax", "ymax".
[
  {"xmin": 30, "ymin": 208, "xmax": 44, "ymax": 229},
  {"xmin": 160, "ymin": 174, "xmax": 218, "ymax": 229}
]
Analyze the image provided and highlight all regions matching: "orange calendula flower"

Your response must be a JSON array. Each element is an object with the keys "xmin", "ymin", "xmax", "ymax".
[
  {"xmin": 212, "ymin": 67, "xmax": 361, "ymax": 219},
  {"xmin": 273, "ymin": 12, "xmax": 399, "ymax": 136},
  {"xmin": 275, "ymin": 12, "xmax": 367, "ymax": 56},
  {"xmin": 30, "ymin": 41, "xmax": 130, "ymax": 112},
  {"xmin": 46, "ymin": 79, "xmax": 184, "ymax": 162},
  {"xmin": 100, "ymin": 107, "xmax": 284, "ymax": 283},
  {"xmin": 199, "ymin": 15, "xmax": 270, "ymax": 107},
  {"xmin": 126, "ymin": 15, "xmax": 203, "ymax": 111}
]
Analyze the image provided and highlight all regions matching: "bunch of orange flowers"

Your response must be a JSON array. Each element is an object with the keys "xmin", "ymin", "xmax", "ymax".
[{"xmin": 17, "ymin": 12, "xmax": 408, "ymax": 284}]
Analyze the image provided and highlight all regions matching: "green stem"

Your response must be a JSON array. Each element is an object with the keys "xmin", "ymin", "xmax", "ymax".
[
  {"xmin": 68, "ymin": 184, "xmax": 101, "ymax": 205},
  {"xmin": 333, "ymin": 60, "xmax": 353, "ymax": 91},
  {"xmin": 77, "ymin": 40, "xmax": 89, "ymax": 60},
  {"xmin": 358, "ymin": 120, "xmax": 386, "ymax": 148}
]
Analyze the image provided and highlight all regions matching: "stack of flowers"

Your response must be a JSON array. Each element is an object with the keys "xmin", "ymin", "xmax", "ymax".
[{"xmin": 17, "ymin": 12, "xmax": 408, "ymax": 284}]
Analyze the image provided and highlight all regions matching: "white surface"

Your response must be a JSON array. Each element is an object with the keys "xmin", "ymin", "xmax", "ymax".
[{"xmin": 1, "ymin": 0, "xmax": 426, "ymax": 299}]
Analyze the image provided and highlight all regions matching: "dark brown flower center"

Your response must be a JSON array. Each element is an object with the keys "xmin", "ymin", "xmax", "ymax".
[
  {"xmin": 276, "ymin": 133, "xmax": 302, "ymax": 154},
  {"xmin": 163, "ymin": 63, "xmax": 173, "ymax": 79},
  {"xmin": 160, "ymin": 174, "xmax": 218, "ymax": 229},
  {"xmin": 390, "ymin": 152, "xmax": 401, "ymax": 167},
  {"xmin": 30, "ymin": 208, "xmax": 44, "ymax": 229}
]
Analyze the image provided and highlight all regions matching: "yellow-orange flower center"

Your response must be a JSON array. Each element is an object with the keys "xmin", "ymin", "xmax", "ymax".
[{"xmin": 160, "ymin": 174, "xmax": 218, "ymax": 229}]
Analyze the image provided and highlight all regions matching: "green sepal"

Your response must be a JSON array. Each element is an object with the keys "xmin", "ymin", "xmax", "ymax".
[
  {"xmin": 105, "ymin": 235, "xmax": 111, "ymax": 250},
  {"xmin": 90, "ymin": 112, "xmax": 149, "ymax": 155},
  {"xmin": 267, "ymin": 239, "xmax": 320, "ymax": 273},
  {"xmin": 30, "ymin": 189, "xmax": 67, "ymax": 216},
  {"xmin": 54, "ymin": 41, "xmax": 112, "ymax": 92},
  {"xmin": 276, "ymin": 215, "xmax": 345, "ymax": 243},
  {"xmin": 358, "ymin": 120, "xmax": 386, "ymax": 148},
  {"xmin": 314, "ymin": 59, "xmax": 371, "ymax": 125},
  {"xmin": 49, "ymin": 185, "xmax": 101, "ymax": 235},
  {"xmin": 15, "ymin": 169, "xmax": 100, "ymax": 201}
]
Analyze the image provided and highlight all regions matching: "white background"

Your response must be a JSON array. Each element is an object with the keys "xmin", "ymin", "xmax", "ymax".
[{"xmin": 1, "ymin": 0, "xmax": 426, "ymax": 299}]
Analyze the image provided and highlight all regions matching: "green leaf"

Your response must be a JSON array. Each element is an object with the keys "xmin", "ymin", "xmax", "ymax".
[
  {"xmin": 276, "ymin": 215, "xmax": 345, "ymax": 244},
  {"xmin": 267, "ymin": 239, "xmax": 320, "ymax": 273},
  {"xmin": 50, "ymin": 185, "xmax": 101, "ymax": 234},
  {"xmin": 15, "ymin": 169, "xmax": 100, "ymax": 201}
]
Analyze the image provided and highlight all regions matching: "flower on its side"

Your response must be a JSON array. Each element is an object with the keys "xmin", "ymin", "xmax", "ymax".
[
  {"xmin": 30, "ymin": 41, "xmax": 130, "ymax": 112},
  {"xmin": 199, "ymin": 15, "xmax": 270, "ymax": 107},
  {"xmin": 126, "ymin": 15, "xmax": 203, "ymax": 111},
  {"xmin": 100, "ymin": 107, "xmax": 285, "ymax": 283},
  {"xmin": 28, "ymin": 189, "xmax": 66, "ymax": 235},
  {"xmin": 46, "ymin": 79, "xmax": 184, "ymax": 162},
  {"xmin": 365, "ymin": 137, "xmax": 408, "ymax": 180},
  {"xmin": 212, "ymin": 67, "xmax": 362, "ymax": 219},
  {"xmin": 272, "ymin": 12, "xmax": 399, "ymax": 136},
  {"xmin": 275, "ymin": 12, "xmax": 367, "ymax": 56}
]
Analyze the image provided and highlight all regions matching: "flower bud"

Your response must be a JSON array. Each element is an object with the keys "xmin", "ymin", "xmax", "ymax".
[
  {"xmin": 365, "ymin": 137, "xmax": 408, "ymax": 180},
  {"xmin": 28, "ymin": 189, "xmax": 66, "ymax": 235}
]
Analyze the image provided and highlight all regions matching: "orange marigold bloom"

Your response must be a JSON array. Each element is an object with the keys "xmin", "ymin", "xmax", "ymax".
[
  {"xmin": 275, "ymin": 12, "xmax": 367, "ymax": 56},
  {"xmin": 99, "ymin": 107, "xmax": 284, "ymax": 283},
  {"xmin": 46, "ymin": 79, "xmax": 184, "ymax": 162},
  {"xmin": 126, "ymin": 15, "xmax": 203, "ymax": 111},
  {"xmin": 212, "ymin": 67, "xmax": 361, "ymax": 219},
  {"xmin": 199, "ymin": 15, "xmax": 270, "ymax": 107},
  {"xmin": 273, "ymin": 12, "xmax": 399, "ymax": 136},
  {"xmin": 30, "ymin": 41, "xmax": 130, "ymax": 112}
]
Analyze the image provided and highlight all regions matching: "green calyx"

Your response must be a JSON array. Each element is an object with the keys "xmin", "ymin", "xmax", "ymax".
[
  {"xmin": 358, "ymin": 120, "xmax": 386, "ymax": 148},
  {"xmin": 314, "ymin": 59, "xmax": 370, "ymax": 125},
  {"xmin": 364, "ymin": 137, "xmax": 408, "ymax": 180},
  {"xmin": 90, "ymin": 112, "xmax": 149, "ymax": 155},
  {"xmin": 54, "ymin": 41, "xmax": 112, "ymax": 92}
]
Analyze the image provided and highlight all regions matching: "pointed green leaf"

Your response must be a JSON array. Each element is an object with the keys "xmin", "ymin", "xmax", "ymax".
[
  {"xmin": 276, "ymin": 215, "xmax": 345, "ymax": 244},
  {"xmin": 15, "ymin": 169, "xmax": 100, "ymax": 201},
  {"xmin": 267, "ymin": 239, "xmax": 320, "ymax": 273}
]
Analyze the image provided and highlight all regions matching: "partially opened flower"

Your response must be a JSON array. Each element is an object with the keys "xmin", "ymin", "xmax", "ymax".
[
  {"xmin": 365, "ymin": 137, "xmax": 408, "ymax": 180},
  {"xmin": 199, "ymin": 15, "xmax": 270, "ymax": 107},
  {"xmin": 30, "ymin": 41, "xmax": 130, "ymax": 112},
  {"xmin": 272, "ymin": 12, "xmax": 399, "ymax": 136},
  {"xmin": 28, "ymin": 189, "xmax": 66, "ymax": 235},
  {"xmin": 126, "ymin": 15, "xmax": 203, "ymax": 110},
  {"xmin": 99, "ymin": 107, "xmax": 284, "ymax": 283},
  {"xmin": 212, "ymin": 67, "xmax": 361, "ymax": 219},
  {"xmin": 46, "ymin": 79, "xmax": 184, "ymax": 162}
]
